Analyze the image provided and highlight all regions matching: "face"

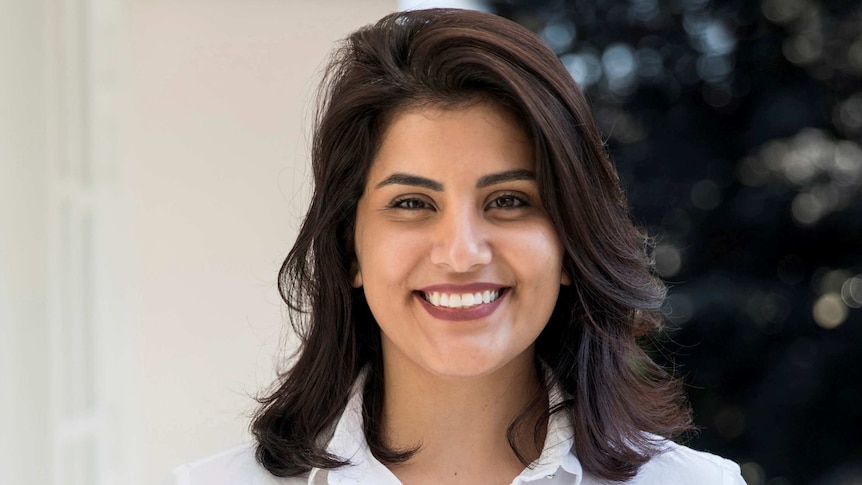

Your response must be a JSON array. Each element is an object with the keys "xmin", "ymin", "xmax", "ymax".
[{"xmin": 353, "ymin": 101, "xmax": 567, "ymax": 379}]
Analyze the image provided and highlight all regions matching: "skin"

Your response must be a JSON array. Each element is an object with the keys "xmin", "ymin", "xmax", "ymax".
[{"xmin": 352, "ymin": 101, "xmax": 568, "ymax": 484}]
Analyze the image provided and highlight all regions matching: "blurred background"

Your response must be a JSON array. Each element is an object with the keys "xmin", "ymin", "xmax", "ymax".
[
  {"xmin": 0, "ymin": 0, "xmax": 859, "ymax": 484},
  {"xmin": 480, "ymin": 1, "xmax": 862, "ymax": 484}
]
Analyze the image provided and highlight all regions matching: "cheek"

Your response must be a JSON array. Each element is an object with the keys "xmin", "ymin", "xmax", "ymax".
[
  {"xmin": 508, "ymin": 223, "xmax": 564, "ymax": 275},
  {"xmin": 355, "ymin": 220, "xmax": 427, "ymax": 288},
  {"xmin": 511, "ymin": 224, "xmax": 564, "ymax": 330}
]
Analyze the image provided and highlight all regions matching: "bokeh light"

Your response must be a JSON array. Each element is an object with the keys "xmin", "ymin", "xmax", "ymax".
[
  {"xmin": 813, "ymin": 293, "xmax": 848, "ymax": 329},
  {"xmin": 654, "ymin": 243, "xmax": 683, "ymax": 278},
  {"xmin": 841, "ymin": 276, "xmax": 862, "ymax": 308},
  {"xmin": 734, "ymin": 129, "xmax": 862, "ymax": 226},
  {"xmin": 489, "ymin": 1, "xmax": 862, "ymax": 482},
  {"xmin": 561, "ymin": 51, "xmax": 602, "ymax": 88},
  {"xmin": 541, "ymin": 19, "xmax": 576, "ymax": 54},
  {"xmin": 742, "ymin": 461, "xmax": 767, "ymax": 485}
]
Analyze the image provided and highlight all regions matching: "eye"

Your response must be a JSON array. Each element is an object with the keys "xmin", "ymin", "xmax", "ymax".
[
  {"xmin": 389, "ymin": 197, "xmax": 433, "ymax": 210},
  {"xmin": 487, "ymin": 193, "xmax": 530, "ymax": 209}
]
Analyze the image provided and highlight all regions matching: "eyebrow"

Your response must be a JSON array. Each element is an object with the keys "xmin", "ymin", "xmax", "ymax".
[
  {"xmin": 476, "ymin": 169, "xmax": 535, "ymax": 188},
  {"xmin": 374, "ymin": 169, "xmax": 535, "ymax": 191},
  {"xmin": 375, "ymin": 173, "xmax": 443, "ymax": 191}
]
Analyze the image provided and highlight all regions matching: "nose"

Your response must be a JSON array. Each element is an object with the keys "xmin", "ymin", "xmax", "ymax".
[{"xmin": 429, "ymin": 207, "xmax": 492, "ymax": 273}]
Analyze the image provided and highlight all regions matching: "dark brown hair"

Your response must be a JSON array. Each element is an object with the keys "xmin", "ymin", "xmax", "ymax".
[{"xmin": 252, "ymin": 8, "xmax": 692, "ymax": 482}]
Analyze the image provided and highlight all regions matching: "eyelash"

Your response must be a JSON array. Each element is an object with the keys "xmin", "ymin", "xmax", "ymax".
[
  {"xmin": 388, "ymin": 192, "xmax": 532, "ymax": 211},
  {"xmin": 389, "ymin": 197, "xmax": 431, "ymax": 210},
  {"xmin": 488, "ymin": 192, "xmax": 531, "ymax": 209}
]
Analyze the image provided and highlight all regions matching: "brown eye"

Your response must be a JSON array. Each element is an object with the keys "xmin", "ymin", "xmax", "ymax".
[
  {"xmin": 488, "ymin": 194, "xmax": 529, "ymax": 209},
  {"xmin": 392, "ymin": 198, "xmax": 431, "ymax": 210}
]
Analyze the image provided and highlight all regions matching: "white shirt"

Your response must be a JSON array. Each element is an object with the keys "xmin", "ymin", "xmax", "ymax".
[{"xmin": 164, "ymin": 374, "xmax": 745, "ymax": 485}]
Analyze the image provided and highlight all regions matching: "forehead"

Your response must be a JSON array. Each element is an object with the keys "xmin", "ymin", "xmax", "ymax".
[{"xmin": 368, "ymin": 101, "xmax": 534, "ymax": 181}]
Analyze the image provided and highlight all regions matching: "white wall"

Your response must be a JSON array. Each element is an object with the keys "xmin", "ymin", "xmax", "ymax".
[
  {"xmin": 1, "ymin": 1, "xmax": 395, "ymax": 485},
  {"xmin": 126, "ymin": 1, "xmax": 395, "ymax": 483},
  {"xmin": 0, "ymin": 0, "xmax": 50, "ymax": 484}
]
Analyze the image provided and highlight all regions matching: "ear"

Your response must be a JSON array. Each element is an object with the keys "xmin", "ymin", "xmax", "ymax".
[
  {"xmin": 351, "ymin": 261, "xmax": 363, "ymax": 288},
  {"xmin": 561, "ymin": 270, "xmax": 572, "ymax": 286}
]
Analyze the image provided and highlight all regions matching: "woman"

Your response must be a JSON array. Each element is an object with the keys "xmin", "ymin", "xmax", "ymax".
[{"xmin": 166, "ymin": 8, "xmax": 745, "ymax": 485}]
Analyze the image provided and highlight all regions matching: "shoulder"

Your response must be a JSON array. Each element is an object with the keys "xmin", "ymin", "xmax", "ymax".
[
  {"xmin": 626, "ymin": 440, "xmax": 745, "ymax": 485},
  {"xmin": 162, "ymin": 442, "xmax": 309, "ymax": 485}
]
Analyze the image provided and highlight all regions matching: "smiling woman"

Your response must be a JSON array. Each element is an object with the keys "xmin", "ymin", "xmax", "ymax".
[
  {"xmin": 165, "ymin": 8, "xmax": 745, "ymax": 485},
  {"xmin": 353, "ymin": 103, "xmax": 565, "ymax": 387}
]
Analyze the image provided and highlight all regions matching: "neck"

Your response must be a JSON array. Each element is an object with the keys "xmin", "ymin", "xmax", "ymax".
[{"xmin": 379, "ymin": 345, "xmax": 547, "ymax": 484}]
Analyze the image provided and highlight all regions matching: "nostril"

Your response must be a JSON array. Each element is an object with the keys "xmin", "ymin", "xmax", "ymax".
[{"xmin": 429, "ymin": 233, "xmax": 492, "ymax": 272}]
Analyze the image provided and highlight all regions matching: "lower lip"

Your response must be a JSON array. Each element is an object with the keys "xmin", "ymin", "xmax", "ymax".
[{"xmin": 415, "ymin": 290, "xmax": 507, "ymax": 321}]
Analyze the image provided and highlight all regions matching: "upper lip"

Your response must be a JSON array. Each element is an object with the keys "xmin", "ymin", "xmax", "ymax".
[{"xmin": 416, "ymin": 283, "xmax": 507, "ymax": 293}]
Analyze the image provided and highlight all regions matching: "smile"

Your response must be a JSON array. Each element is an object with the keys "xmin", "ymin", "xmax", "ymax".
[
  {"xmin": 414, "ymin": 285, "xmax": 508, "ymax": 321},
  {"xmin": 422, "ymin": 289, "xmax": 501, "ymax": 309}
]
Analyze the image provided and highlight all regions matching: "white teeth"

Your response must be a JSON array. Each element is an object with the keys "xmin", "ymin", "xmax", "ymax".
[{"xmin": 423, "ymin": 289, "xmax": 501, "ymax": 309}]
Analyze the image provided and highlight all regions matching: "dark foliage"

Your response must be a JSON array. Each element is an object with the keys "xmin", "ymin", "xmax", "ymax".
[{"xmin": 488, "ymin": 0, "xmax": 862, "ymax": 483}]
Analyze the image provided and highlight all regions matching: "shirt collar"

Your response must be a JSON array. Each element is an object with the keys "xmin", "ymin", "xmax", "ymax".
[
  {"xmin": 510, "ymin": 373, "xmax": 582, "ymax": 484},
  {"xmin": 313, "ymin": 368, "xmax": 401, "ymax": 485},
  {"xmin": 310, "ymin": 367, "xmax": 583, "ymax": 485}
]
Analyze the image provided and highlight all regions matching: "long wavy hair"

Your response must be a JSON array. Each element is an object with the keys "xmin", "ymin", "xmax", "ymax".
[{"xmin": 251, "ymin": 8, "xmax": 692, "ymax": 482}]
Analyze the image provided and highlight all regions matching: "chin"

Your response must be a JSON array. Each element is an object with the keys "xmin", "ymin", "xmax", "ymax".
[{"xmin": 417, "ymin": 346, "xmax": 531, "ymax": 380}]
